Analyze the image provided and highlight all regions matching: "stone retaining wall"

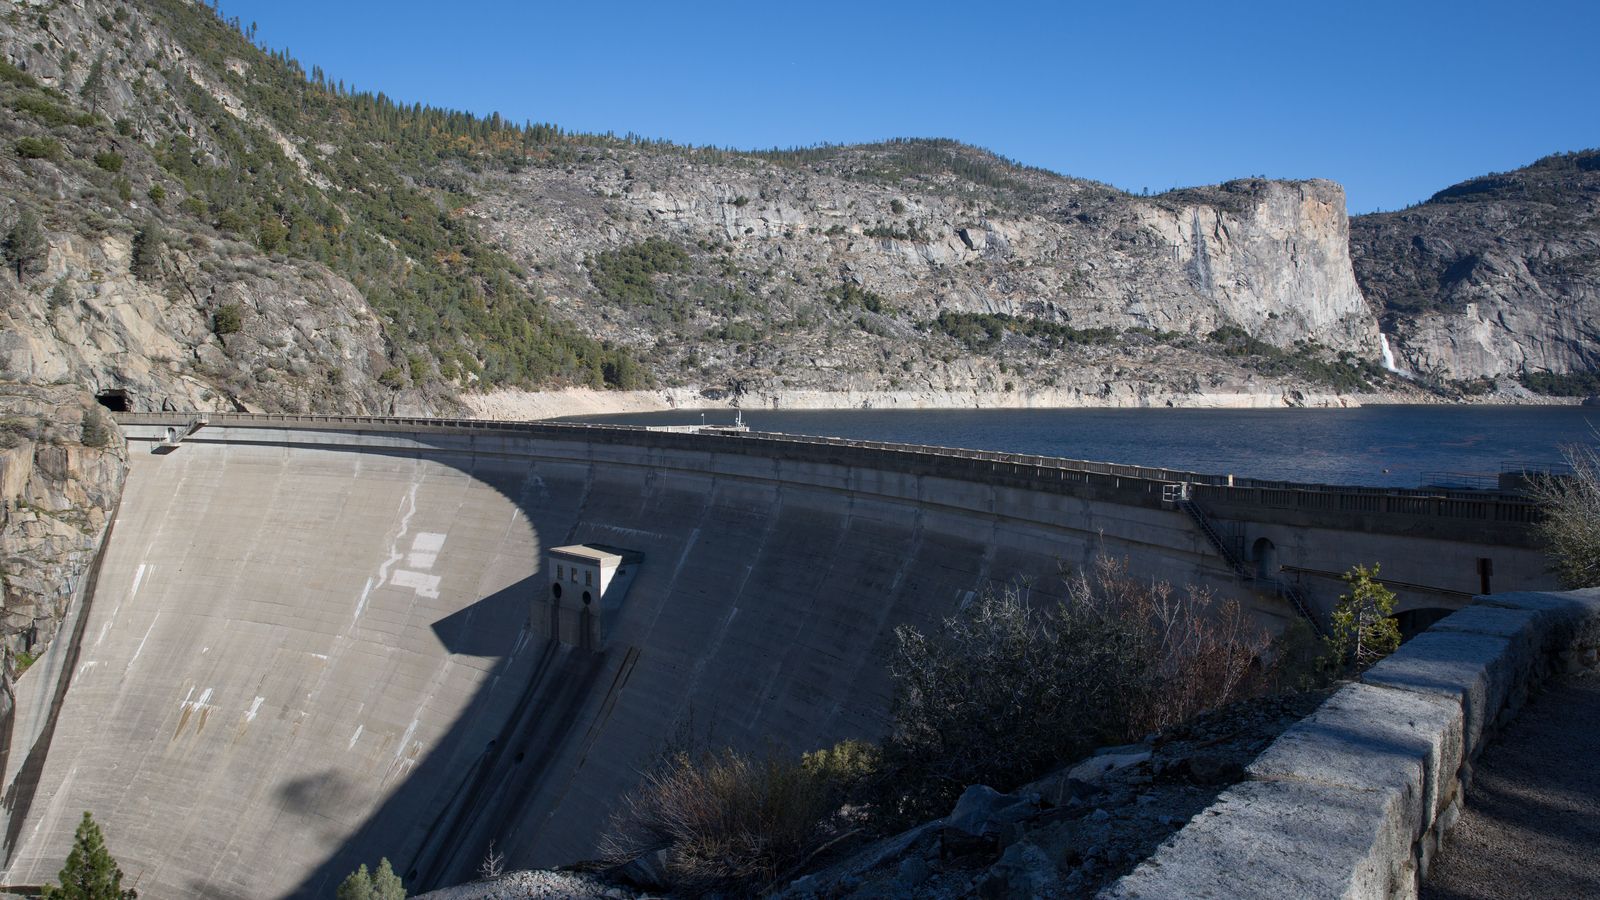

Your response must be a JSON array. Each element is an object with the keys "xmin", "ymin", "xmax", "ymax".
[{"xmin": 1101, "ymin": 587, "xmax": 1600, "ymax": 899}]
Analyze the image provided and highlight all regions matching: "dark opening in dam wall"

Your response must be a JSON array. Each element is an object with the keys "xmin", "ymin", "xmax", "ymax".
[{"xmin": 0, "ymin": 416, "xmax": 1555, "ymax": 898}]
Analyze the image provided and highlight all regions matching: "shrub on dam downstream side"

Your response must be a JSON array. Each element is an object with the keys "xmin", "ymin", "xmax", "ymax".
[{"xmin": 598, "ymin": 556, "xmax": 1277, "ymax": 894}]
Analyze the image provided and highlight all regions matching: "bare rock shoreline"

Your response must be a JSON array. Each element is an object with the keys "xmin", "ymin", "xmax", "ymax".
[{"xmin": 465, "ymin": 386, "xmax": 1579, "ymax": 422}]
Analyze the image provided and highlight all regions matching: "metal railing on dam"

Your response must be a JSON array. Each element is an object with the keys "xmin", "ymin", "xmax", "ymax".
[{"xmin": 113, "ymin": 411, "xmax": 1544, "ymax": 542}]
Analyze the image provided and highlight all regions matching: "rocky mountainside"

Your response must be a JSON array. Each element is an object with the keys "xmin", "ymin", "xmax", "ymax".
[
  {"xmin": 474, "ymin": 142, "xmax": 1389, "ymax": 408},
  {"xmin": 1351, "ymin": 150, "xmax": 1600, "ymax": 387},
  {"xmin": 0, "ymin": 382, "xmax": 124, "ymax": 732}
]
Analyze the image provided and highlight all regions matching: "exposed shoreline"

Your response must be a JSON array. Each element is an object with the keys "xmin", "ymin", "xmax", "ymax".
[{"xmin": 464, "ymin": 385, "xmax": 1583, "ymax": 421}]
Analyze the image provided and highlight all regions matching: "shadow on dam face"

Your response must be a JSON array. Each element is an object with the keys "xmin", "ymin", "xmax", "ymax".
[{"xmin": 0, "ymin": 425, "xmax": 1331, "ymax": 898}]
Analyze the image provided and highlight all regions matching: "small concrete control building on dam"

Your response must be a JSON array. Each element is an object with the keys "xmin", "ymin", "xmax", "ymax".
[{"xmin": 0, "ymin": 414, "xmax": 1556, "ymax": 898}]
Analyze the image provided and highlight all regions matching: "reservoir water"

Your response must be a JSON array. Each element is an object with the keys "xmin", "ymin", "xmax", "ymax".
[{"xmin": 561, "ymin": 404, "xmax": 1596, "ymax": 488}]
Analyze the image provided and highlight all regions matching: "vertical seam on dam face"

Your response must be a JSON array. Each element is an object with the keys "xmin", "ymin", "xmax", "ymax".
[{"xmin": 0, "ymin": 424, "xmax": 1553, "ymax": 898}]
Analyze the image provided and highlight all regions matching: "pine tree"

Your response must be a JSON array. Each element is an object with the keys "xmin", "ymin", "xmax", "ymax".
[
  {"xmin": 42, "ymin": 811, "xmax": 137, "ymax": 900},
  {"xmin": 130, "ymin": 222, "xmax": 164, "ymax": 281},
  {"xmin": 3, "ymin": 210, "xmax": 47, "ymax": 282},
  {"xmin": 79, "ymin": 51, "xmax": 107, "ymax": 116},
  {"xmin": 371, "ymin": 858, "xmax": 405, "ymax": 900},
  {"xmin": 335, "ymin": 858, "xmax": 405, "ymax": 900},
  {"xmin": 335, "ymin": 864, "xmax": 374, "ymax": 900},
  {"xmin": 1323, "ymin": 563, "xmax": 1401, "ymax": 671}
]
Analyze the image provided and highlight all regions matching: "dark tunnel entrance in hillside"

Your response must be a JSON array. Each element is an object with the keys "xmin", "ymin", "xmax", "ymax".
[{"xmin": 94, "ymin": 389, "xmax": 130, "ymax": 412}]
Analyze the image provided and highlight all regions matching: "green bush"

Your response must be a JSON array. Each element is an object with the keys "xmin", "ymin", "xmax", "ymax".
[
  {"xmin": 93, "ymin": 152, "xmax": 124, "ymax": 173},
  {"xmin": 213, "ymin": 207, "xmax": 251, "ymax": 233},
  {"xmin": 826, "ymin": 280, "xmax": 886, "ymax": 313},
  {"xmin": 10, "ymin": 92, "xmax": 92, "ymax": 127},
  {"xmin": 212, "ymin": 303, "xmax": 242, "ymax": 336},
  {"xmin": 377, "ymin": 367, "xmax": 408, "ymax": 390},
  {"xmin": 1206, "ymin": 327, "xmax": 1383, "ymax": 392},
  {"xmin": 130, "ymin": 223, "xmax": 164, "ymax": 280},
  {"xmin": 14, "ymin": 136, "xmax": 62, "ymax": 160},
  {"xmin": 934, "ymin": 310, "xmax": 1116, "ymax": 353},
  {"xmin": 584, "ymin": 238, "xmax": 691, "ymax": 307},
  {"xmin": 80, "ymin": 408, "xmax": 112, "ymax": 448},
  {"xmin": 146, "ymin": 185, "xmax": 167, "ymax": 207},
  {"xmin": 1520, "ymin": 371, "xmax": 1600, "ymax": 397},
  {"xmin": 0, "ymin": 59, "xmax": 41, "ymax": 89}
]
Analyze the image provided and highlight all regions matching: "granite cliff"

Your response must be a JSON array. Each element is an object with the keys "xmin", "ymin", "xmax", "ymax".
[
  {"xmin": 475, "ymin": 144, "xmax": 1384, "ymax": 409},
  {"xmin": 1351, "ymin": 150, "xmax": 1600, "ymax": 386}
]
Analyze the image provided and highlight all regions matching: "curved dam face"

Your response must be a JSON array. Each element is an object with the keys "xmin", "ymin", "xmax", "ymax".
[{"xmin": 0, "ymin": 419, "xmax": 1551, "ymax": 898}]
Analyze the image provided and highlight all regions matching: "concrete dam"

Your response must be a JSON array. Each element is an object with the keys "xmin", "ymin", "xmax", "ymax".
[{"xmin": 0, "ymin": 415, "xmax": 1554, "ymax": 898}]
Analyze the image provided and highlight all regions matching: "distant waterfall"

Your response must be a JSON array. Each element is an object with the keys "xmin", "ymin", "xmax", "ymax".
[{"xmin": 1378, "ymin": 333, "xmax": 1408, "ymax": 376}]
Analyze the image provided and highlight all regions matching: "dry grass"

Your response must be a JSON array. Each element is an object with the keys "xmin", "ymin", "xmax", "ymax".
[
  {"xmin": 1531, "ymin": 442, "xmax": 1600, "ymax": 588},
  {"xmin": 599, "ymin": 747, "xmax": 843, "ymax": 893},
  {"xmin": 884, "ymin": 556, "xmax": 1271, "ymax": 818}
]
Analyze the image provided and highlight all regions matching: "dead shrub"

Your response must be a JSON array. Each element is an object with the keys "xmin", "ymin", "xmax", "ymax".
[
  {"xmin": 882, "ymin": 556, "xmax": 1270, "ymax": 819},
  {"xmin": 1530, "ymin": 442, "xmax": 1600, "ymax": 588},
  {"xmin": 599, "ymin": 746, "xmax": 849, "ymax": 893}
]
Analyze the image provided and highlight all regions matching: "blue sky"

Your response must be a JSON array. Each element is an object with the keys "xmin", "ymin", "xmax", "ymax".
[{"xmin": 218, "ymin": 0, "xmax": 1598, "ymax": 214}]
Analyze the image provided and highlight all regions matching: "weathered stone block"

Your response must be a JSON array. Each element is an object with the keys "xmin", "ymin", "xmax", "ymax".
[
  {"xmin": 1473, "ymin": 589, "xmax": 1600, "ymax": 656},
  {"xmin": 1360, "ymin": 630, "xmax": 1518, "ymax": 757},
  {"xmin": 1247, "ymin": 681, "xmax": 1462, "ymax": 837},
  {"xmin": 1431, "ymin": 606, "xmax": 1544, "ymax": 712},
  {"xmin": 1099, "ymin": 780, "xmax": 1412, "ymax": 900}
]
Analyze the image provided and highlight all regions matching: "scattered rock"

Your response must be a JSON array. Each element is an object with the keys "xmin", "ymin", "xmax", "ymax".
[
  {"xmin": 895, "ymin": 855, "xmax": 931, "ymax": 888},
  {"xmin": 978, "ymin": 842, "xmax": 1059, "ymax": 900},
  {"xmin": 1066, "ymin": 748, "xmax": 1151, "ymax": 784},
  {"xmin": 942, "ymin": 784, "xmax": 1039, "ymax": 858}
]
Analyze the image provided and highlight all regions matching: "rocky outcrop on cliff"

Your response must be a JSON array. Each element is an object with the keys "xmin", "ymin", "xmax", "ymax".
[
  {"xmin": 1350, "ymin": 150, "xmax": 1600, "ymax": 382},
  {"xmin": 474, "ymin": 144, "xmax": 1387, "ymax": 401},
  {"xmin": 0, "ymin": 383, "xmax": 124, "ymax": 683},
  {"xmin": 0, "ymin": 1, "xmax": 457, "ymax": 416}
]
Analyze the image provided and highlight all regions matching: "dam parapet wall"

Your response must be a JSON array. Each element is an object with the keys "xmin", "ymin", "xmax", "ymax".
[
  {"xmin": 114, "ymin": 412, "xmax": 1543, "ymax": 545},
  {"xmin": 1102, "ymin": 587, "xmax": 1600, "ymax": 900}
]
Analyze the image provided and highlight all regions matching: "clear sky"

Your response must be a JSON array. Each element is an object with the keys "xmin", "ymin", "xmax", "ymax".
[{"xmin": 217, "ymin": 0, "xmax": 1598, "ymax": 214}]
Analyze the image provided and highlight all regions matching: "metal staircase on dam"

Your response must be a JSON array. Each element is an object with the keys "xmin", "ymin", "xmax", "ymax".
[{"xmin": 1178, "ymin": 497, "xmax": 1327, "ymax": 637}]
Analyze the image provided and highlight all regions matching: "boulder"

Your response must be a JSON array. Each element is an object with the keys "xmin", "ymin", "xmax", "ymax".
[
  {"xmin": 977, "ymin": 842, "xmax": 1059, "ymax": 900},
  {"xmin": 942, "ymin": 785, "xmax": 1039, "ymax": 858},
  {"xmin": 1066, "ymin": 747, "xmax": 1151, "ymax": 785}
]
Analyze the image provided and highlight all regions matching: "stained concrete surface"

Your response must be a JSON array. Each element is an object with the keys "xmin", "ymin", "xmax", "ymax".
[
  {"xmin": 1422, "ymin": 670, "xmax": 1600, "ymax": 900},
  {"xmin": 0, "ymin": 424, "xmax": 1555, "ymax": 900},
  {"xmin": 0, "ymin": 430, "xmax": 1224, "ymax": 898}
]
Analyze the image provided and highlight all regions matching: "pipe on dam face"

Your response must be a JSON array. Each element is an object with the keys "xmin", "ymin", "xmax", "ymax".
[{"xmin": 0, "ymin": 424, "xmax": 1552, "ymax": 898}]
